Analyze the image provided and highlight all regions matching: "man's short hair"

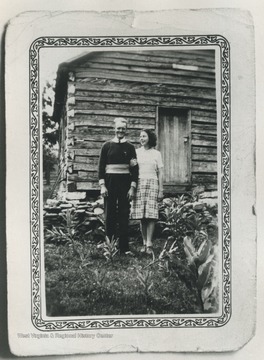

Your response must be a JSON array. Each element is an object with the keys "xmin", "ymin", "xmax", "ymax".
[{"xmin": 114, "ymin": 117, "xmax": 128, "ymax": 127}]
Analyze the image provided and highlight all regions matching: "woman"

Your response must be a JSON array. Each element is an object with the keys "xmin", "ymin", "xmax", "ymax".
[{"xmin": 131, "ymin": 129, "xmax": 163, "ymax": 254}]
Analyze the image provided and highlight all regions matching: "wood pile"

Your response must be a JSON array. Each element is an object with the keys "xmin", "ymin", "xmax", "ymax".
[
  {"xmin": 43, "ymin": 197, "xmax": 104, "ymax": 231},
  {"xmin": 43, "ymin": 197, "xmax": 141, "ymax": 237}
]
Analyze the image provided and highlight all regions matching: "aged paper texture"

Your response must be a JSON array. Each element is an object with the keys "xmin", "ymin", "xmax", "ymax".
[{"xmin": 5, "ymin": 9, "xmax": 256, "ymax": 356}]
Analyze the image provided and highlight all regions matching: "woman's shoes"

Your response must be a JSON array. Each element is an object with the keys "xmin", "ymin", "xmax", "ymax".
[
  {"xmin": 139, "ymin": 245, "xmax": 153, "ymax": 255},
  {"xmin": 140, "ymin": 245, "xmax": 146, "ymax": 253},
  {"xmin": 146, "ymin": 246, "xmax": 153, "ymax": 255},
  {"xmin": 124, "ymin": 250, "xmax": 135, "ymax": 257}
]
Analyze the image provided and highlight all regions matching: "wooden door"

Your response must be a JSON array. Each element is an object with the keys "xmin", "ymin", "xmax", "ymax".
[{"xmin": 158, "ymin": 108, "xmax": 190, "ymax": 186}]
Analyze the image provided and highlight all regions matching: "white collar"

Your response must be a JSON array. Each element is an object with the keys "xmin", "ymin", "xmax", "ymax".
[{"xmin": 112, "ymin": 136, "xmax": 127, "ymax": 143}]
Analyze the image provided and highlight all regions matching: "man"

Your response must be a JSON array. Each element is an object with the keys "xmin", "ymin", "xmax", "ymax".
[{"xmin": 98, "ymin": 118, "xmax": 138, "ymax": 255}]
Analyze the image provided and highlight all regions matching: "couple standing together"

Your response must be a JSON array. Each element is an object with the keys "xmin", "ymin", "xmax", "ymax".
[{"xmin": 98, "ymin": 117, "xmax": 163, "ymax": 256}]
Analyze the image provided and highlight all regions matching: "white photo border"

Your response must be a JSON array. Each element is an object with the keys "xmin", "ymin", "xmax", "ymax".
[{"xmin": 30, "ymin": 35, "xmax": 231, "ymax": 330}]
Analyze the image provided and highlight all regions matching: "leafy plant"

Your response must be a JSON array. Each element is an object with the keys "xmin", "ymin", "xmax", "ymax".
[
  {"xmin": 136, "ymin": 269, "xmax": 154, "ymax": 298},
  {"xmin": 183, "ymin": 233, "xmax": 219, "ymax": 312},
  {"xmin": 157, "ymin": 195, "xmax": 219, "ymax": 313},
  {"xmin": 159, "ymin": 195, "xmax": 213, "ymax": 243},
  {"xmin": 92, "ymin": 268, "xmax": 106, "ymax": 288},
  {"xmin": 145, "ymin": 238, "xmax": 179, "ymax": 273},
  {"xmin": 45, "ymin": 209, "xmax": 91, "ymax": 266},
  {"xmin": 42, "ymin": 79, "xmax": 59, "ymax": 185},
  {"xmin": 101, "ymin": 236, "xmax": 119, "ymax": 262}
]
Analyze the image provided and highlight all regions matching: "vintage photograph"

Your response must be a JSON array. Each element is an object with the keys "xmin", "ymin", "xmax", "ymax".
[
  {"xmin": 6, "ymin": 8, "xmax": 258, "ymax": 356},
  {"xmin": 41, "ymin": 47, "xmax": 220, "ymax": 318}
]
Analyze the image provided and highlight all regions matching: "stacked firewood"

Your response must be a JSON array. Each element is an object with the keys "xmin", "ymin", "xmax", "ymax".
[{"xmin": 43, "ymin": 198, "xmax": 104, "ymax": 231}]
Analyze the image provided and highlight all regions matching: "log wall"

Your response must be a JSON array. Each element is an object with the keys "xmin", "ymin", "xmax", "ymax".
[{"xmin": 56, "ymin": 50, "xmax": 217, "ymax": 195}]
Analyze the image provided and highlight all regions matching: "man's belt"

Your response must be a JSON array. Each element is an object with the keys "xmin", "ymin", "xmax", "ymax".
[{"xmin": 105, "ymin": 164, "xmax": 130, "ymax": 174}]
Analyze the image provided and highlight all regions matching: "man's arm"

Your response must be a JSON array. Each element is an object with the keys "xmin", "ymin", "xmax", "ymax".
[{"xmin": 98, "ymin": 142, "xmax": 108, "ymax": 196}]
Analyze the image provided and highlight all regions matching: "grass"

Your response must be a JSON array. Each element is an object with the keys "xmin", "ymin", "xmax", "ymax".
[{"xmin": 44, "ymin": 236, "xmax": 200, "ymax": 317}]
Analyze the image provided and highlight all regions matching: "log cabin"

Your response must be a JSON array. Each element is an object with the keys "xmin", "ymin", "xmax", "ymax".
[{"xmin": 52, "ymin": 50, "xmax": 217, "ymax": 200}]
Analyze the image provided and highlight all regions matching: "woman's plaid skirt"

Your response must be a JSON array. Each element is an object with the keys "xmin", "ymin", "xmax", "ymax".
[{"xmin": 130, "ymin": 178, "xmax": 159, "ymax": 219}]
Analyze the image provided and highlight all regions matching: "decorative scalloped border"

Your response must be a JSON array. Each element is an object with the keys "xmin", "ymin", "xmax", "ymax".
[{"xmin": 30, "ymin": 35, "xmax": 231, "ymax": 330}]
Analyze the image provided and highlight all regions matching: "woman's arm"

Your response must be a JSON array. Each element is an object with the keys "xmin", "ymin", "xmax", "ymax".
[
  {"xmin": 129, "ymin": 145, "xmax": 139, "ymax": 188},
  {"xmin": 127, "ymin": 145, "xmax": 138, "ymax": 200}
]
